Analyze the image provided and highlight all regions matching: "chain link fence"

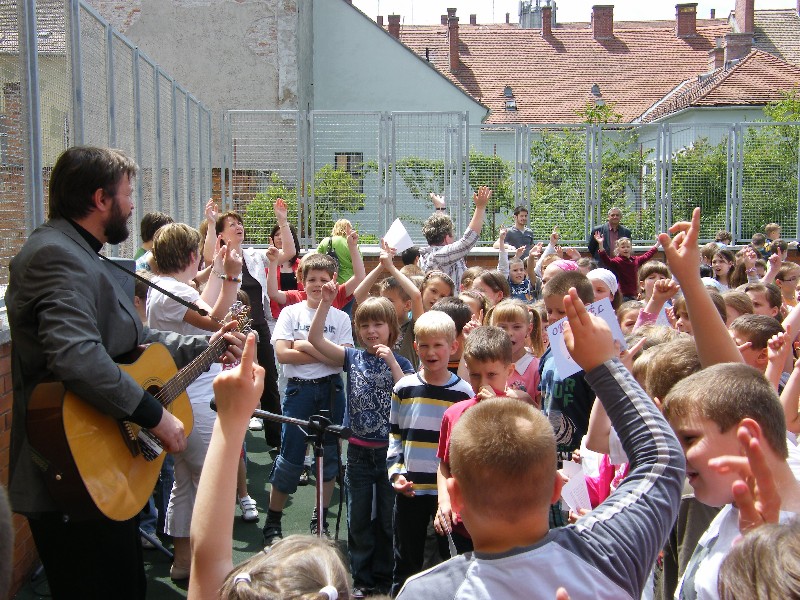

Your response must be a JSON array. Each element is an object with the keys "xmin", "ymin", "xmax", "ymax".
[
  {"xmin": 0, "ymin": 0, "xmax": 212, "ymax": 281},
  {"xmin": 224, "ymin": 111, "xmax": 800, "ymax": 248}
]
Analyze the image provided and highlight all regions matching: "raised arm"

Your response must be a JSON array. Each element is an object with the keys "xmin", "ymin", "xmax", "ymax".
[
  {"xmin": 497, "ymin": 228, "xmax": 510, "ymax": 276},
  {"xmin": 265, "ymin": 246, "xmax": 288, "ymax": 305},
  {"xmin": 658, "ymin": 208, "xmax": 743, "ymax": 367},
  {"xmin": 383, "ymin": 249, "xmax": 424, "ymax": 321},
  {"xmin": 273, "ymin": 198, "xmax": 296, "ymax": 265},
  {"xmin": 307, "ymin": 281, "xmax": 346, "ymax": 367},
  {"xmin": 467, "ymin": 186, "xmax": 491, "ymax": 236},
  {"xmin": 189, "ymin": 333, "xmax": 264, "ymax": 600},
  {"xmin": 202, "ymin": 198, "xmax": 218, "ymax": 266},
  {"xmin": 342, "ymin": 230, "xmax": 366, "ymax": 298}
]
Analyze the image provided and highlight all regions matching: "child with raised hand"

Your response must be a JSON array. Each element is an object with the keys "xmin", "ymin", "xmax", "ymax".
[
  {"xmin": 188, "ymin": 334, "xmax": 351, "ymax": 600},
  {"xmin": 397, "ymin": 288, "xmax": 685, "ymax": 600},
  {"xmin": 354, "ymin": 241, "xmax": 424, "ymax": 371},
  {"xmin": 497, "ymin": 227, "xmax": 540, "ymax": 303},
  {"xmin": 664, "ymin": 363, "xmax": 800, "ymax": 600},
  {"xmin": 489, "ymin": 299, "xmax": 541, "ymax": 407},
  {"xmin": 388, "ymin": 311, "xmax": 473, "ymax": 595},
  {"xmin": 594, "ymin": 231, "xmax": 659, "ymax": 300},
  {"xmin": 309, "ymin": 281, "xmax": 415, "ymax": 597}
]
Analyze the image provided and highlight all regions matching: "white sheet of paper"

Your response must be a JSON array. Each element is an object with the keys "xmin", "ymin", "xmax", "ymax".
[
  {"xmin": 561, "ymin": 469, "xmax": 592, "ymax": 513},
  {"xmin": 561, "ymin": 459, "xmax": 583, "ymax": 479},
  {"xmin": 546, "ymin": 297, "xmax": 627, "ymax": 379},
  {"xmin": 383, "ymin": 219, "xmax": 414, "ymax": 253}
]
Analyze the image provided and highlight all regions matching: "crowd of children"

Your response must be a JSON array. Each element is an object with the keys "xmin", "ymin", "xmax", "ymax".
[{"xmin": 119, "ymin": 195, "xmax": 800, "ymax": 600}]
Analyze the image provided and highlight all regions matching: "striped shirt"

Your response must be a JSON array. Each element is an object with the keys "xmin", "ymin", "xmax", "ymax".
[
  {"xmin": 419, "ymin": 228, "xmax": 480, "ymax": 290},
  {"xmin": 388, "ymin": 373, "xmax": 474, "ymax": 495}
]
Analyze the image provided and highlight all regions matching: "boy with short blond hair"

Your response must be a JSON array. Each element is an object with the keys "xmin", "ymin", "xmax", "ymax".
[
  {"xmin": 664, "ymin": 363, "xmax": 800, "ymax": 600},
  {"xmin": 398, "ymin": 290, "xmax": 685, "ymax": 599},
  {"xmin": 388, "ymin": 310, "xmax": 474, "ymax": 595}
]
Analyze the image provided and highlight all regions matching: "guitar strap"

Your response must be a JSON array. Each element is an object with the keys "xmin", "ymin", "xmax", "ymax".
[{"xmin": 99, "ymin": 254, "xmax": 220, "ymax": 323}]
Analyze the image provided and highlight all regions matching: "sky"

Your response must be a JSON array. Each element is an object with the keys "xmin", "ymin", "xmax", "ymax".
[{"xmin": 351, "ymin": 0, "xmax": 796, "ymax": 25}]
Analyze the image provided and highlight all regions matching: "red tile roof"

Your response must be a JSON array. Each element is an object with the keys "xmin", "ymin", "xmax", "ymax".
[
  {"xmin": 640, "ymin": 49, "xmax": 800, "ymax": 122},
  {"xmin": 397, "ymin": 19, "xmax": 732, "ymax": 124}
]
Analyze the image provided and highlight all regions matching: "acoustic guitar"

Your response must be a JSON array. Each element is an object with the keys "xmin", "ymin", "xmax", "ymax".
[{"xmin": 27, "ymin": 304, "xmax": 251, "ymax": 521}]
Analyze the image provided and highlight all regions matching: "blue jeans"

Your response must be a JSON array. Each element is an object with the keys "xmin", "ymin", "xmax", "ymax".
[
  {"xmin": 270, "ymin": 376, "xmax": 345, "ymax": 495},
  {"xmin": 345, "ymin": 444, "xmax": 393, "ymax": 592},
  {"xmin": 139, "ymin": 453, "xmax": 174, "ymax": 535}
]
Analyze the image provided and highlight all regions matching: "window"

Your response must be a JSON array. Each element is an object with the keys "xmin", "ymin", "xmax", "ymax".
[{"xmin": 334, "ymin": 152, "xmax": 364, "ymax": 193}]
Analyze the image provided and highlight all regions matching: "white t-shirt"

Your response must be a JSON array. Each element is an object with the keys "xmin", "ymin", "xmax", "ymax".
[
  {"xmin": 271, "ymin": 301, "xmax": 353, "ymax": 380},
  {"xmin": 146, "ymin": 276, "xmax": 220, "ymax": 405}
]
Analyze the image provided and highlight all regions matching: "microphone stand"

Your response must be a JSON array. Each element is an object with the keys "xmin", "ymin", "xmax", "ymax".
[{"xmin": 212, "ymin": 402, "xmax": 351, "ymax": 539}]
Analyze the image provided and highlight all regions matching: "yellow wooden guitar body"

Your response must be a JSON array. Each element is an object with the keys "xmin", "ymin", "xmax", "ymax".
[{"xmin": 57, "ymin": 343, "xmax": 192, "ymax": 521}]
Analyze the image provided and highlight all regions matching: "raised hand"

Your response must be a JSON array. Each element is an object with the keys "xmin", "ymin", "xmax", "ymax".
[
  {"xmin": 321, "ymin": 280, "xmax": 338, "ymax": 304},
  {"xmin": 658, "ymin": 207, "xmax": 701, "ymax": 284},
  {"xmin": 473, "ymin": 186, "xmax": 492, "ymax": 209},
  {"xmin": 562, "ymin": 288, "xmax": 616, "ymax": 372},
  {"xmin": 593, "ymin": 231, "xmax": 604, "ymax": 244},
  {"xmin": 205, "ymin": 198, "xmax": 219, "ymax": 225},
  {"xmin": 563, "ymin": 247, "xmax": 581, "ymax": 261},
  {"xmin": 223, "ymin": 244, "xmax": 242, "ymax": 278},
  {"xmin": 430, "ymin": 192, "xmax": 446, "ymax": 209},
  {"xmin": 515, "ymin": 245, "xmax": 526, "ymax": 259},
  {"xmin": 708, "ymin": 426, "xmax": 781, "ymax": 534},
  {"xmin": 530, "ymin": 242, "xmax": 544, "ymax": 260},
  {"xmin": 212, "ymin": 332, "xmax": 265, "ymax": 424},
  {"xmin": 273, "ymin": 197, "xmax": 288, "ymax": 225},
  {"xmin": 550, "ymin": 227, "xmax": 560, "ymax": 247},
  {"xmin": 265, "ymin": 245, "xmax": 280, "ymax": 263},
  {"xmin": 652, "ymin": 278, "xmax": 680, "ymax": 304},
  {"xmin": 347, "ymin": 229, "xmax": 359, "ymax": 247}
]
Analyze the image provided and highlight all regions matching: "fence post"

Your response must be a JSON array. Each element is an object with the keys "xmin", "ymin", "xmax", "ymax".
[
  {"xmin": 132, "ymin": 47, "xmax": 144, "ymax": 245},
  {"xmin": 105, "ymin": 23, "xmax": 115, "ymax": 147},
  {"xmin": 185, "ymin": 93, "xmax": 192, "ymax": 222},
  {"xmin": 68, "ymin": 0, "xmax": 84, "ymax": 146},
  {"xmin": 154, "ymin": 67, "xmax": 162, "ymax": 211},
  {"xmin": 170, "ymin": 78, "xmax": 178, "ymax": 219},
  {"xmin": 19, "ymin": 0, "xmax": 45, "ymax": 230}
]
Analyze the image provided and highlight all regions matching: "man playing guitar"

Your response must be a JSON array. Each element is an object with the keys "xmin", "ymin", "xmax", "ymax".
[{"xmin": 5, "ymin": 146, "xmax": 245, "ymax": 599}]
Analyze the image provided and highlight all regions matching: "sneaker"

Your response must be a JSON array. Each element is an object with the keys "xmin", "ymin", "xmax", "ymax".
[
  {"xmin": 352, "ymin": 588, "xmax": 370, "ymax": 599},
  {"xmin": 248, "ymin": 417, "xmax": 264, "ymax": 431},
  {"xmin": 238, "ymin": 496, "xmax": 259, "ymax": 522},
  {"xmin": 140, "ymin": 534, "xmax": 156, "ymax": 550},
  {"xmin": 170, "ymin": 563, "xmax": 190, "ymax": 581},
  {"xmin": 309, "ymin": 509, "xmax": 330, "ymax": 538},
  {"xmin": 262, "ymin": 522, "xmax": 283, "ymax": 546},
  {"xmin": 298, "ymin": 465, "xmax": 312, "ymax": 486}
]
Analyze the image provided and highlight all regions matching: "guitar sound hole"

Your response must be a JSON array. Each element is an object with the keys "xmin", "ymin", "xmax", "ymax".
[{"xmin": 145, "ymin": 385, "xmax": 163, "ymax": 399}]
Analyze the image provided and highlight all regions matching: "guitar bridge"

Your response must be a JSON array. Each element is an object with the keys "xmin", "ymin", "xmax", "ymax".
[{"xmin": 137, "ymin": 429, "xmax": 163, "ymax": 461}]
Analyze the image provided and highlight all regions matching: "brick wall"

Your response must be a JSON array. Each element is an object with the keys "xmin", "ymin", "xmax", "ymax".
[{"xmin": 0, "ymin": 341, "xmax": 38, "ymax": 597}]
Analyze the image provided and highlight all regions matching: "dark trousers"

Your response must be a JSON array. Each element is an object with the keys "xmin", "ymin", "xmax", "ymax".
[
  {"xmin": 392, "ymin": 493, "xmax": 468, "ymax": 596},
  {"xmin": 29, "ymin": 512, "xmax": 145, "ymax": 599},
  {"xmin": 253, "ymin": 322, "xmax": 282, "ymax": 448}
]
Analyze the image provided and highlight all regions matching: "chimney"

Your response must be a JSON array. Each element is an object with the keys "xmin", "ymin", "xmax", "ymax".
[
  {"xmin": 447, "ymin": 8, "xmax": 459, "ymax": 72},
  {"xmin": 470, "ymin": 14, "xmax": 477, "ymax": 25},
  {"xmin": 506, "ymin": 12, "xmax": 510, "ymax": 24},
  {"xmin": 592, "ymin": 5, "xmax": 614, "ymax": 39},
  {"xmin": 724, "ymin": 32, "xmax": 753, "ymax": 62},
  {"xmin": 542, "ymin": 5, "xmax": 553, "ymax": 36},
  {"xmin": 735, "ymin": 0, "xmax": 754, "ymax": 33},
  {"xmin": 708, "ymin": 38, "xmax": 725, "ymax": 70},
  {"xmin": 377, "ymin": 15, "xmax": 383, "ymax": 27},
  {"xmin": 676, "ymin": 3, "xmax": 697, "ymax": 38},
  {"xmin": 710, "ymin": 8, "xmax": 716, "ymax": 18},
  {"xmin": 441, "ymin": 14, "xmax": 447, "ymax": 25},
  {"xmin": 388, "ymin": 14, "xmax": 400, "ymax": 39}
]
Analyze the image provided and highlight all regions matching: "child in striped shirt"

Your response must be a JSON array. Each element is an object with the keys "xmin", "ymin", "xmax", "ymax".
[{"xmin": 388, "ymin": 310, "xmax": 473, "ymax": 596}]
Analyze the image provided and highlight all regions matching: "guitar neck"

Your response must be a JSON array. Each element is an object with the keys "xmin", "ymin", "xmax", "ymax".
[{"xmin": 156, "ymin": 337, "xmax": 227, "ymax": 408}]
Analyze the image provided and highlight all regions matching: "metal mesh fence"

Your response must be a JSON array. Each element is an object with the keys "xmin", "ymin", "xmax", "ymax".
[
  {"xmin": 225, "ymin": 113, "xmax": 800, "ymax": 248},
  {"xmin": 311, "ymin": 111, "xmax": 384, "ymax": 245},
  {"xmin": 0, "ymin": 2, "xmax": 27, "ymax": 289},
  {"xmin": 224, "ymin": 110, "xmax": 300, "ymax": 245},
  {"xmin": 738, "ymin": 122, "xmax": 800, "ymax": 243}
]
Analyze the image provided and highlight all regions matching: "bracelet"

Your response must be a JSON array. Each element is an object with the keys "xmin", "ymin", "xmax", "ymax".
[{"xmin": 213, "ymin": 269, "xmax": 241, "ymax": 283}]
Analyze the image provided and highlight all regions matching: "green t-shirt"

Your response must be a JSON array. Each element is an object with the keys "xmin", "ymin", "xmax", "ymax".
[{"xmin": 317, "ymin": 236, "xmax": 361, "ymax": 284}]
